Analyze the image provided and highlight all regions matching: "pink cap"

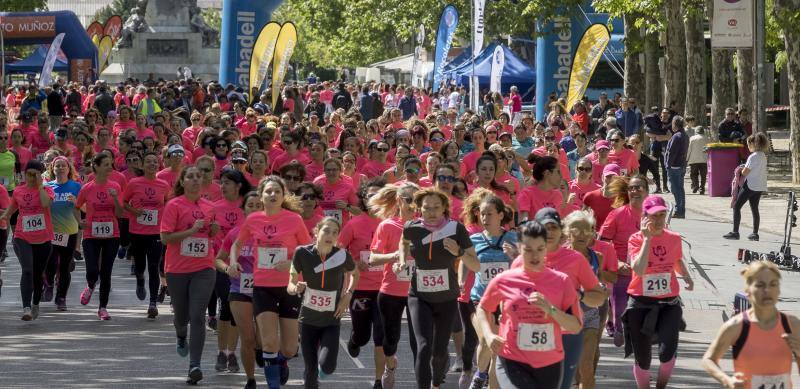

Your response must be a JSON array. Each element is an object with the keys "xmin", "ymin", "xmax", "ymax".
[
  {"xmin": 602, "ymin": 163, "xmax": 621, "ymax": 177},
  {"xmin": 595, "ymin": 140, "xmax": 611, "ymax": 150},
  {"xmin": 643, "ymin": 195, "xmax": 669, "ymax": 215}
]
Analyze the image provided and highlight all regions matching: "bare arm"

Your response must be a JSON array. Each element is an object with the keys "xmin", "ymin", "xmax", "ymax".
[
  {"xmin": 160, "ymin": 220, "xmax": 203, "ymax": 244},
  {"xmin": 702, "ymin": 319, "xmax": 744, "ymax": 388}
]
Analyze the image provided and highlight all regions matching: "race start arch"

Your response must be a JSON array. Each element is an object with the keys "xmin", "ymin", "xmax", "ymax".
[{"xmin": 0, "ymin": 11, "xmax": 98, "ymax": 84}]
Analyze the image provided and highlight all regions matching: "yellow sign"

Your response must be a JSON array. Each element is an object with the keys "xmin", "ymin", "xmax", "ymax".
[
  {"xmin": 566, "ymin": 24, "xmax": 610, "ymax": 111},
  {"xmin": 98, "ymin": 35, "xmax": 114, "ymax": 73},
  {"xmin": 249, "ymin": 22, "xmax": 282, "ymax": 103},
  {"xmin": 271, "ymin": 22, "xmax": 297, "ymax": 109}
]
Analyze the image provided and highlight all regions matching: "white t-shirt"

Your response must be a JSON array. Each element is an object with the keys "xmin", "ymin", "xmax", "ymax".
[
  {"xmin": 744, "ymin": 151, "xmax": 767, "ymax": 192},
  {"xmin": 448, "ymin": 92, "xmax": 460, "ymax": 110}
]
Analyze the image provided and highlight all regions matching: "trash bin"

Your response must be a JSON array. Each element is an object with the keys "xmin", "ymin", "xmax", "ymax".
[{"xmin": 707, "ymin": 144, "xmax": 743, "ymax": 197}]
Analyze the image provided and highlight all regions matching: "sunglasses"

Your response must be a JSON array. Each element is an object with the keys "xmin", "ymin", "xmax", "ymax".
[
  {"xmin": 545, "ymin": 136, "xmax": 556, "ymax": 141},
  {"xmin": 436, "ymin": 175, "xmax": 457, "ymax": 183},
  {"xmin": 405, "ymin": 167, "xmax": 420, "ymax": 175},
  {"xmin": 577, "ymin": 167, "xmax": 592, "ymax": 172},
  {"xmin": 430, "ymin": 137, "xmax": 444, "ymax": 142},
  {"xmin": 611, "ymin": 138, "xmax": 623, "ymax": 143},
  {"xmin": 300, "ymin": 194, "xmax": 317, "ymax": 200},
  {"xmin": 199, "ymin": 167, "xmax": 213, "ymax": 173},
  {"xmin": 487, "ymin": 131, "xmax": 498, "ymax": 135},
  {"xmin": 232, "ymin": 159, "xmax": 247, "ymax": 164},
  {"xmin": 282, "ymin": 139, "xmax": 294, "ymax": 144},
  {"xmin": 283, "ymin": 175, "xmax": 301, "ymax": 182},
  {"xmin": 376, "ymin": 147, "xmax": 389, "ymax": 152},
  {"xmin": 126, "ymin": 158, "xmax": 141, "ymax": 163},
  {"xmin": 215, "ymin": 143, "xmax": 228, "ymax": 148},
  {"xmin": 0, "ymin": 136, "xmax": 7, "ymax": 140},
  {"xmin": 628, "ymin": 185, "xmax": 645, "ymax": 191}
]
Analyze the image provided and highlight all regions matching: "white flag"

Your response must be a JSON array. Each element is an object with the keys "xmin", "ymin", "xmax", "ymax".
[
  {"xmin": 473, "ymin": 0, "xmax": 486, "ymax": 57},
  {"xmin": 490, "ymin": 45, "xmax": 504, "ymax": 93},
  {"xmin": 39, "ymin": 33, "xmax": 65, "ymax": 88}
]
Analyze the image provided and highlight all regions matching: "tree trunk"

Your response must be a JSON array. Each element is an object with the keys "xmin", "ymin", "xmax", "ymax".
[
  {"xmin": 773, "ymin": 0, "xmax": 800, "ymax": 183},
  {"xmin": 664, "ymin": 0, "xmax": 687, "ymax": 114},
  {"xmin": 623, "ymin": 14, "xmax": 645, "ymax": 100},
  {"xmin": 737, "ymin": 48, "xmax": 755, "ymax": 122},
  {"xmin": 644, "ymin": 32, "xmax": 662, "ymax": 112},
  {"xmin": 707, "ymin": 0, "xmax": 737, "ymax": 139},
  {"xmin": 684, "ymin": 3, "xmax": 707, "ymax": 125}
]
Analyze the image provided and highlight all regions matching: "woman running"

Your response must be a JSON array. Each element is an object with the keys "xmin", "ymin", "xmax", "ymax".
[
  {"xmin": 45, "ymin": 156, "xmax": 81, "ymax": 311},
  {"xmin": 518, "ymin": 156, "xmax": 572, "ymax": 221},
  {"xmin": 232, "ymin": 176, "xmax": 311, "ymax": 389},
  {"xmin": 703, "ymin": 261, "xmax": 800, "ymax": 389},
  {"xmin": 401, "ymin": 188, "xmax": 479, "ymax": 389},
  {"xmin": 367, "ymin": 182, "xmax": 419, "ymax": 389},
  {"xmin": 2, "ymin": 160, "xmax": 53, "ymax": 320},
  {"xmin": 339, "ymin": 178, "xmax": 386, "ymax": 389},
  {"xmin": 77, "ymin": 153, "xmax": 124, "ymax": 320},
  {"xmin": 623, "ymin": 195, "xmax": 693, "ymax": 389},
  {"xmin": 218, "ymin": 191, "xmax": 263, "ymax": 389},
  {"xmin": 288, "ymin": 217, "xmax": 359, "ymax": 388},
  {"xmin": 161, "ymin": 165, "xmax": 220, "ymax": 384},
  {"xmin": 477, "ymin": 220, "xmax": 582, "ymax": 388},
  {"xmin": 123, "ymin": 151, "xmax": 170, "ymax": 318}
]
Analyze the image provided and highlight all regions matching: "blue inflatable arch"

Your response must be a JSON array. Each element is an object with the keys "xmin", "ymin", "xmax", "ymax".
[{"xmin": 0, "ymin": 11, "xmax": 98, "ymax": 84}]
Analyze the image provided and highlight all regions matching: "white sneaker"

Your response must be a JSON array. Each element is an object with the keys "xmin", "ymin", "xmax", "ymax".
[
  {"xmin": 21, "ymin": 307, "xmax": 32, "ymax": 321},
  {"xmin": 31, "ymin": 304, "xmax": 39, "ymax": 320}
]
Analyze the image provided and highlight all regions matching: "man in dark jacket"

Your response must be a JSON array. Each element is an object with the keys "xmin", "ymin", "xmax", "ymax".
[
  {"xmin": 358, "ymin": 86, "xmax": 374, "ymax": 121},
  {"xmin": 644, "ymin": 107, "xmax": 672, "ymax": 193},
  {"xmin": 397, "ymin": 87, "xmax": 417, "ymax": 120},
  {"xmin": 305, "ymin": 92, "xmax": 326, "ymax": 121},
  {"xmin": 589, "ymin": 92, "xmax": 612, "ymax": 134},
  {"xmin": 331, "ymin": 83, "xmax": 352, "ymax": 111},
  {"xmin": 93, "ymin": 85, "xmax": 116, "ymax": 118},
  {"xmin": 65, "ymin": 84, "xmax": 82, "ymax": 115},
  {"xmin": 665, "ymin": 115, "xmax": 690, "ymax": 218},
  {"xmin": 717, "ymin": 107, "xmax": 744, "ymax": 142},
  {"xmin": 46, "ymin": 83, "xmax": 66, "ymax": 131}
]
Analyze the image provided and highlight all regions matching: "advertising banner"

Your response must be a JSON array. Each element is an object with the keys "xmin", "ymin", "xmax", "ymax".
[
  {"xmin": 271, "ymin": 22, "xmax": 297, "ymax": 109},
  {"xmin": 248, "ymin": 21, "xmax": 281, "ymax": 101},
  {"xmin": 39, "ymin": 32, "xmax": 65, "ymax": 87},
  {"xmin": 565, "ymin": 24, "xmax": 610, "ymax": 110},
  {"xmin": 432, "ymin": 5, "xmax": 459, "ymax": 93},
  {"xmin": 711, "ymin": 0, "xmax": 753, "ymax": 48}
]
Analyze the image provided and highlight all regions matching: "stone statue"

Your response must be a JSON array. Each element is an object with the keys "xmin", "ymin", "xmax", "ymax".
[
  {"xmin": 189, "ymin": 6, "xmax": 219, "ymax": 47},
  {"xmin": 117, "ymin": 6, "xmax": 149, "ymax": 48}
]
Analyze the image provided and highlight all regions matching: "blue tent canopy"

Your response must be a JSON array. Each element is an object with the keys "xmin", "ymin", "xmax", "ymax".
[
  {"xmin": 444, "ymin": 42, "xmax": 536, "ymax": 97},
  {"xmin": 6, "ymin": 45, "xmax": 69, "ymax": 74}
]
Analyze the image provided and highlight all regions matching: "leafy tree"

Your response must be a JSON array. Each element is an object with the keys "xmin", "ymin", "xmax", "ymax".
[
  {"xmin": 93, "ymin": 0, "xmax": 139, "ymax": 24},
  {"xmin": 0, "ymin": 0, "xmax": 48, "ymax": 12}
]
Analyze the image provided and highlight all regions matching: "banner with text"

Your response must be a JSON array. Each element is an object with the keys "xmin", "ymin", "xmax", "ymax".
[
  {"xmin": 248, "ymin": 21, "xmax": 281, "ymax": 102},
  {"xmin": 104, "ymin": 15, "xmax": 123, "ymax": 42},
  {"xmin": 219, "ymin": 0, "xmax": 281, "ymax": 86},
  {"xmin": 490, "ymin": 45, "xmax": 504, "ymax": 93},
  {"xmin": 39, "ymin": 33, "xmax": 65, "ymax": 87},
  {"xmin": 711, "ymin": 0, "xmax": 753, "ymax": 48},
  {"xmin": 432, "ymin": 5, "xmax": 459, "ymax": 93},
  {"xmin": 271, "ymin": 22, "xmax": 297, "ymax": 109},
  {"xmin": 98, "ymin": 35, "xmax": 114, "ymax": 74},
  {"xmin": 566, "ymin": 23, "xmax": 610, "ymax": 110},
  {"xmin": 473, "ymin": 0, "xmax": 485, "ymax": 58}
]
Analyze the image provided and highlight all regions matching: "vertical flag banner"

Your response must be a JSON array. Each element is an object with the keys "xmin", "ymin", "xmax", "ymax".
[
  {"xmin": 98, "ymin": 35, "xmax": 114, "ymax": 73},
  {"xmin": 39, "ymin": 33, "xmax": 66, "ymax": 88},
  {"xmin": 248, "ymin": 21, "xmax": 282, "ymax": 102},
  {"xmin": 490, "ymin": 45, "xmax": 504, "ymax": 93},
  {"xmin": 432, "ymin": 5, "xmax": 459, "ymax": 93},
  {"xmin": 566, "ymin": 24, "xmax": 610, "ymax": 110},
  {"xmin": 92, "ymin": 34, "xmax": 100, "ymax": 48},
  {"xmin": 711, "ymin": 0, "xmax": 753, "ymax": 48},
  {"xmin": 271, "ymin": 22, "xmax": 297, "ymax": 109},
  {"xmin": 472, "ymin": 0, "xmax": 485, "ymax": 57},
  {"xmin": 219, "ymin": 0, "xmax": 281, "ymax": 86},
  {"xmin": 411, "ymin": 24, "xmax": 424, "ymax": 88},
  {"xmin": 87, "ymin": 21, "xmax": 103, "ymax": 38},
  {"xmin": 104, "ymin": 15, "xmax": 123, "ymax": 42}
]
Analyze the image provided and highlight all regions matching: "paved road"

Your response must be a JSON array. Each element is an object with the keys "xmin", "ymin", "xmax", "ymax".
[{"xmin": 1, "ymin": 210, "xmax": 799, "ymax": 388}]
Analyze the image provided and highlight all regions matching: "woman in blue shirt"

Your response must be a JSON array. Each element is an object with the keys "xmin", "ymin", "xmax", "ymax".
[{"xmin": 44, "ymin": 156, "xmax": 81, "ymax": 311}]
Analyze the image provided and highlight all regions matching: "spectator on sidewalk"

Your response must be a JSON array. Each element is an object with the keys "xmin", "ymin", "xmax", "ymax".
[
  {"xmin": 718, "ymin": 107, "xmax": 744, "ymax": 142},
  {"xmin": 665, "ymin": 115, "xmax": 689, "ymax": 218},
  {"xmin": 723, "ymin": 133, "xmax": 769, "ymax": 241},
  {"xmin": 687, "ymin": 127, "xmax": 709, "ymax": 195}
]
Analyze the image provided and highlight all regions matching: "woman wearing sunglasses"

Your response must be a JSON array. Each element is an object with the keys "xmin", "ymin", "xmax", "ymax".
[
  {"xmin": 246, "ymin": 150, "xmax": 269, "ymax": 188},
  {"xmin": 196, "ymin": 156, "xmax": 223, "ymax": 202},
  {"xmin": 313, "ymin": 158, "xmax": 360, "ymax": 226},
  {"xmin": 297, "ymin": 182, "xmax": 324, "ymax": 236},
  {"xmin": 278, "ymin": 162, "xmax": 306, "ymax": 194},
  {"xmin": 211, "ymin": 136, "xmax": 231, "ymax": 179},
  {"xmin": 419, "ymin": 152, "xmax": 442, "ymax": 188},
  {"xmin": 271, "ymin": 131, "xmax": 310, "ymax": 174},
  {"xmin": 342, "ymin": 151, "xmax": 367, "ymax": 192},
  {"xmin": 570, "ymin": 156, "xmax": 601, "ymax": 202},
  {"xmin": 607, "ymin": 129, "xmax": 639, "ymax": 176},
  {"xmin": 362, "ymin": 141, "xmax": 392, "ymax": 179}
]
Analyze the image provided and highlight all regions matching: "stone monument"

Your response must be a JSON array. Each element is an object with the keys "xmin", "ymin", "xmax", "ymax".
[{"xmin": 102, "ymin": 0, "xmax": 220, "ymax": 83}]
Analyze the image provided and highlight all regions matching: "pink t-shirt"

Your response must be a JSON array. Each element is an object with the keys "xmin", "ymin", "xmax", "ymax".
[
  {"xmin": 212, "ymin": 198, "xmax": 245, "ymax": 251},
  {"xmin": 608, "ymin": 148, "xmax": 640, "ymax": 176},
  {"xmin": 0, "ymin": 185, "xmax": 10, "ymax": 229},
  {"xmin": 77, "ymin": 180, "xmax": 122, "ymax": 239},
  {"xmin": 361, "ymin": 160, "xmax": 391, "ymax": 178},
  {"xmin": 569, "ymin": 180, "xmax": 600, "ymax": 202},
  {"xmin": 591, "ymin": 239, "xmax": 620, "ymax": 274},
  {"xmin": 134, "ymin": 127, "xmax": 156, "ymax": 141},
  {"xmin": 480, "ymin": 267, "xmax": 580, "ymax": 368},
  {"xmin": 303, "ymin": 212, "xmax": 323, "ymax": 237},
  {"xmin": 461, "ymin": 151, "xmax": 482, "ymax": 177},
  {"xmin": 371, "ymin": 217, "xmax": 409, "ymax": 297},
  {"xmin": 582, "ymin": 189, "xmax": 614, "ymax": 229},
  {"xmin": 156, "ymin": 168, "xmax": 180, "ymax": 189},
  {"xmin": 599, "ymin": 204, "xmax": 642, "ymax": 262},
  {"xmin": 338, "ymin": 214, "xmax": 383, "ymax": 291},
  {"xmin": 627, "ymin": 230, "xmax": 682, "ymax": 298},
  {"xmin": 200, "ymin": 182, "xmax": 223, "ymax": 202},
  {"xmin": 314, "ymin": 176, "xmax": 359, "ymax": 225},
  {"xmin": 26, "ymin": 131, "xmax": 51, "ymax": 159},
  {"xmin": 123, "ymin": 176, "xmax": 171, "ymax": 235},
  {"xmin": 12, "ymin": 185, "xmax": 55, "ymax": 243},
  {"xmin": 518, "ymin": 185, "xmax": 564, "ymax": 217},
  {"xmin": 305, "ymin": 161, "xmax": 324, "ymax": 182},
  {"xmin": 161, "ymin": 195, "xmax": 217, "ymax": 274},
  {"xmin": 236, "ymin": 209, "xmax": 312, "ymax": 287},
  {"xmin": 542, "ymin": 246, "xmax": 600, "ymax": 293},
  {"xmin": 271, "ymin": 151, "xmax": 311, "ymax": 173}
]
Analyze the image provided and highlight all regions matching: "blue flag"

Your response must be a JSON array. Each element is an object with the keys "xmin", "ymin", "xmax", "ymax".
[{"xmin": 432, "ymin": 5, "xmax": 459, "ymax": 93}]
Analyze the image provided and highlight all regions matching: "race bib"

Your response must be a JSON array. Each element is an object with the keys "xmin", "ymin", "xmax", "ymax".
[
  {"xmin": 180, "ymin": 237, "xmax": 209, "ymax": 257},
  {"xmin": 396, "ymin": 260, "xmax": 415, "ymax": 282},
  {"xmin": 416, "ymin": 268, "xmax": 449, "ymax": 293},
  {"xmin": 480, "ymin": 262, "xmax": 509, "ymax": 282},
  {"xmin": 239, "ymin": 273, "xmax": 254, "ymax": 294},
  {"xmin": 136, "ymin": 209, "xmax": 158, "ymax": 226},
  {"xmin": 52, "ymin": 232, "xmax": 68, "ymax": 247},
  {"xmin": 257, "ymin": 247, "xmax": 287, "ymax": 269},
  {"xmin": 0, "ymin": 176, "xmax": 9, "ymax": 186},
  {"xmin": 92, "ymin": 221, "xmax": 114, "ymax": 238},
  {"xmin": 643, "ymin": 273, "xmax": 672, "ymax": 297},
  {"xmin": 303, "ymin": 288, "xmax": 337, "ymax": 312},
  {"xmin": 323, "ymin": 209, "xmax": 343, "ymax": 222},
  {"xmin": 22, "ymin": 214, "xmax": 45, "ymax": 232},
  {"xmin": 751, "ymin": 374, "xmax": 790, "ymax": 389},
  {"xmin": 517, "ymin": 323, "xmax": 556, "ymax": 352},
  {"xmin": 361, "ymin": 251, "xmax": 383, "ymax": 272}
]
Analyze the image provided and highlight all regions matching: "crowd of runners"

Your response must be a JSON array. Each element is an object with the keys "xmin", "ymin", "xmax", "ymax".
[{"xmin": 0, "ymin": 78, "xmax": 797, "ymax": 389}]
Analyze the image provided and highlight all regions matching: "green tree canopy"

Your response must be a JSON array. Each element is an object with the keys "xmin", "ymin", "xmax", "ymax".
[{"xmin": 0, "ymin": 0, "xmax": 47, "ymax": 12}]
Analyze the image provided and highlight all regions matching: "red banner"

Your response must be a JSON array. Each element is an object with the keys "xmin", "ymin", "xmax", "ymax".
[
  {"xmin": 1, "ymin": 16, "xmax": 56, "ymax": 39},
  {"xmin": 86, "ymin": 21, "xmax": 103, "ymax": 38},
  {"xmin": 103, "ymin": 15, "xmax": 122, "ymax": 42},
  {"xmin": 70, "ymin": 58, "xmax": 94, "ymax": 84}
]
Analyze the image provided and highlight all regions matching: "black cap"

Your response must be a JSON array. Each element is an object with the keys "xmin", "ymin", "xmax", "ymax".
[
  {"xmin": 534, "ymin": 207, "xmax": 561, "ymax": 226},
  {"xmin": 25, "ymin": 160, "xmax": 45, "ymax": 173}
]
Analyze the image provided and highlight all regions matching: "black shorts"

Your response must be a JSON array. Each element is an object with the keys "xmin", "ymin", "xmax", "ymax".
[
  {"xmin": 229, "ymin": 292, "xmax": 253, "ymax": 303},
  {"xmin": 253, "ymin": 286, "xmax": 301, "ymax": 319}
]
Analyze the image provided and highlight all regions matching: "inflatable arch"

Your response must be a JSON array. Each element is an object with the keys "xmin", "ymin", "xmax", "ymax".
[
  {"xmin": 219, "ymin": 0, "xmax": 283, "ymax": 86},
  {"xmin": 1, "ymin": 11, "xmax": 98, "ymax": 84}
]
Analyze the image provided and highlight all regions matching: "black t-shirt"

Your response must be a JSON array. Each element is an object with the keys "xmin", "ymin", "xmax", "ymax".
[
  {"xmin": 292, "ymin": 244, "xmax": 355, "ymax": 327},
  {"xmin": 403, "ymin": 219, "xmax": 473, "ymax": 303}
]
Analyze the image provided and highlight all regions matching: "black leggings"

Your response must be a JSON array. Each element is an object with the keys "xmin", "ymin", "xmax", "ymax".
[
  {"xmin": 130, "ymin": 233, "xmax": 163, "ymax": 304},
  {"xmin": 300, "ymin": 323, "xmax": 340, "ymax": 389},
  {"xmin": 349, "ymin": 290, "xmax": 384, "ymax": 348},
  {"xmin": 495, "ymin": 356, "xmax": 563, "ymax": 388},
  {"xmin": 377, "ymin": 292, "xmax": 417, "ymax": 359},
  {"xmin": 0, "ymin": 228, "xmax": 8, "ymax": 257},
  {"xmin": 46, "ymin": 233, "xmax": 78, "ymax": 300},
  {"xmin": 408, "ymin": 295, "xmax": 458, "ymax": 389},
  {"xmin": 13, "ymin": 238, "xmax": 52, "ymax": 308},
  {"xmin": 625, "ymin": 300, "xmax": 682, "ymax": 370},
  {"xmin": 459, "ymin": 301, "xmax": 478, "ymax": 370},
  {"xmin": 733, "ymin": 182, "xmax": 763, "ymax": 234},
  {"xmin": 82, "ymin": 238, "xmax": 120, "ymax": 308},
  {"xmin": 214, "ymin": 271, "xmax": 234, "ymax": 323}
]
